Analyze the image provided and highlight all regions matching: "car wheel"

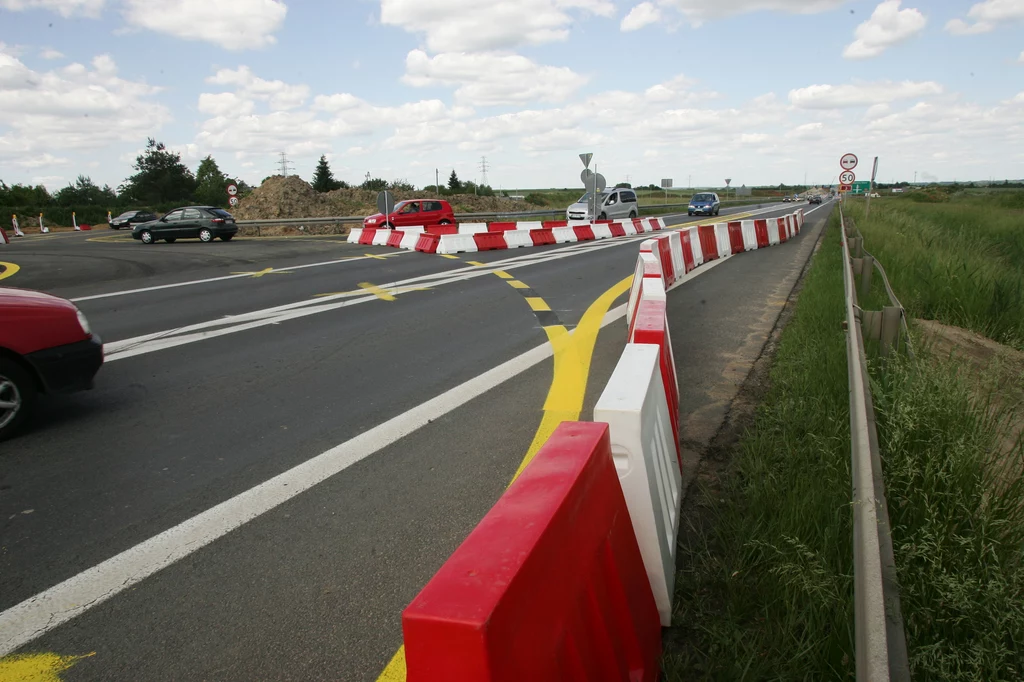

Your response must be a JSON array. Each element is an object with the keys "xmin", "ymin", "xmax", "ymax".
[
  {"xmin": 165, "ymin": 238, "xmax": 176, "ymax": 243},
  {"xmin": 139, "ymin": 229, "xmax": 154, "ymax": 244},
  {"xmin": 688, "ymin": 212, "xmax": 693, "ymax": 216},
  {"xmin": 220, "ymin": 235, "xmax": 233, "ymax": 242},
  {"xmin": 715, "ymin": 207, "xmax": 720, "ymax": 216},
  {"xmin": 199, "ymin": 228, "xmax": 213, "ymax": 243},
  {"xmin": 0, "ymin": 358, "xmax": 36, "ymax": 442},
  {"xmin": 629, "ymin": 211, "xmax": 637, "ymax": 219},
  {"xmin": 111, "ymin": 226, "xmax": 119, "ymax": 230},
  {"xmin": 439, "ymin": 219, "xmax": 451, "ymax": 225},
  {"xmin": 598, "ymin": 212, "xmax": 607, "ymax": 220}
]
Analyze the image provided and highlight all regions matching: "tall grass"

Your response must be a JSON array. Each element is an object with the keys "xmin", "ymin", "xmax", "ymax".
[{"xmin": 843, "ymin": 194, "xmax": 1024, "ymax": 350}]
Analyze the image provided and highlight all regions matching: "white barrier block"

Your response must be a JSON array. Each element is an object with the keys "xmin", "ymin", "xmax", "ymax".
[
  {"xmin": 622, "ymin": 221, "xmax": 639, "ymax": 236},
  {"xmin": 594, "ymin": 343, "xmax": 681, "ymax": 626},
  {"xmin": 401, "ymin": 226, "xmax": 426, "ymax": 234},
  {"xmin": 399, "ymin": 231, "xmax": 421, "ymax": 250},
  {"xmin": 686, "ymin": 227, "xmax": 704, "ymax": 266},
  {"xmin": 371, "ymin": 229, "xmax": 392, "ymax": 246},
  {"xmin": 714, "ymin": 223, "xmax": 732, "ymax": 258},
  {"xmin": 458, "ymin": 223, "xmax": 489, "ymax": 234},
  {"xmin": 347, "ymin": 228, "xmax": 363, "ymax": 244},
  {"xmin": 437, "ymin": 233, "xmax": 478, "ymax": 254},
  {"xmin": 551, "ymin": 226, "xmax": 578, "ymax": 243},
  {"xmin": 626, "ymin": 252, "xmax": 666, "ymax": 329},
  {"xmin": 741, "ymin": 220, "xmax": 758, "ymax": 251},
  {"xmin": 667, "ymin": 232, "xmax": 685, "ymax": 283},
  {"xmin": 503, "ymin": 230, "xmax": 534, "ymax": 248},
  {"xmin": 768, "ymin": 220, "xmax": 781, "ymax": 246},
  {"xmin": 516, "ymin": 221, "xmax": 543, "ymax": 231},
  {"xmin": 592, "ymin": 224, "xmax": 613, "ymax": 240}
]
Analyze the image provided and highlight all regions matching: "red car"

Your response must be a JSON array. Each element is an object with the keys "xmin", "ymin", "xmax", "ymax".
[
  {"xmin": 0, "ymin": 287, "xmax": 104, "ymax": 440},
  {"xmin": 363, "ymin": 199, "xmax": 455, "ymax": 229}
]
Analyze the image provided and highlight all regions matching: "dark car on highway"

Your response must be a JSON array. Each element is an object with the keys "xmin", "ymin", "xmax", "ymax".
[
  {"xmin": 109, "ymin": 210, "xmax": 158, "ymax": 230},
  {"xmin": 808, "ymin": 195, "xmax": 822, "ymax": 204},
  {"xmin": 132, "ymin": 206, "xmax": 238, "ymax": 244},
  {"xmin": 687, "ymin": 192, "xmax": 720, "ymax": 216},
  {"xmin": 0, "ymin": 287, "xmax": 103, "ymax": 440}
]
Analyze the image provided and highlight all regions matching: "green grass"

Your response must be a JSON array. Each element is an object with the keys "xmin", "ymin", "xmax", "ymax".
[
  {"xmin": 663, "ymin": 210, "xmax": 1024, "ymax": 680},
  {"xmin": 842, "ymin": 192, "xmax": 1024, "ymax": 351}
]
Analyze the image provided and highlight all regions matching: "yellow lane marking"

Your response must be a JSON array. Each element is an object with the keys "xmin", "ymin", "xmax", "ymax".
[
  {"xmin": 439, "ymin": 254, "xmax": 460, "ymax": 260},
  {"xmin": 466, "ymin": 261, "xmax": 486, "ymax": 267},
  {"xmin": 507, "ymin": 280, "xmax": 530, "ymax": 289},
  {"xmin": 0, "ymin": 651, "xmax": 95, "ymax": 681},
  {"xmin": 229, "ymin": 267, "xmax": 292, "ymax": 278},
  {"xmin": 525, "ymin": 297, "xmax": 550, "ymax": 312},
  {"xmin": 0, "ymin": 261, "xmax": 20, "ymax": 281},
  {"xmin": 358, "ymin": 282, "xmax": 397, "ymax": 301},
  {"xmin": 375, "ymin": 273, "xmax": 634, "ymax": 681},
  {"xmin": 364, "ymin": 252, "xmax": 403, "ymax": 260},
  {"xmin": 493, "ymin": 270, "xmax": 514, "ymax": 279}
]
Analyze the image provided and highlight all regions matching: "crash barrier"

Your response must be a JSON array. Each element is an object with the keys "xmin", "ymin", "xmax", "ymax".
[
  {"xmin": 0, "ymin": 227, "xmax": 8, "ymax": 244},
  {"xmin": 402, "ymin": 422, "xmax": 662, "ymax": 682}
]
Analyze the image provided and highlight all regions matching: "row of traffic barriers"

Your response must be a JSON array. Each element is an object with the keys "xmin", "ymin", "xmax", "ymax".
[{"xmin": 397, "ymin": 210, "xmax": 805, "ymax": 681}]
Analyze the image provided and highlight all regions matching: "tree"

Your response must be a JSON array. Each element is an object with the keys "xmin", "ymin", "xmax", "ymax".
[
  {"xmin": 615, "ymin": 182, "xmax": 632, "ymax": 188},
  {"xmin": 361, "ymin": 177, "xmax": 388, "ymax": 191},
  {"xmin": 54, "ymin": 175, "xmax": 114, "ymax": 206},
  {"xmin": 119, "ymin": 138, "xmax": 197, "ymax": 204},
  {"xmin": 448, "ymin": 170, "xmax": 461, "ymax": 193},
  {"xmin": 312, "ymin": 155, "xmax": 343, "ymax": 193},
  {"xmin": 0, "ymin": 181, "xmax": 52, "ymax": 206},
  {"xmin": 193, "ymin": 155, "xmax": 230, "ymax": 207}
]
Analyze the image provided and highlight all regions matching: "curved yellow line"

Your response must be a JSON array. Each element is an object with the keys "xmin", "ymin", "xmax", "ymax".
[{"xmin": 0, "ymin": 261, "xmax": 21, "ymax": 281}]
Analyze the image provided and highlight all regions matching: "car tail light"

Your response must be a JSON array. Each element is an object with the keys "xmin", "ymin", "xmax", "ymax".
[{"xmin": 211, "ymin": 218, "xmax": 225, "ymax": 224}]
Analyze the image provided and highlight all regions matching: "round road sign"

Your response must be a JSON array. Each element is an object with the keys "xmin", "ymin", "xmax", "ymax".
[
  {"xmin": 376, "ymin": 190, "xmax": 395, "ymax": 217},
  {"xmin": 226, "ymin": 184, "xmax": 238, "ymax": 196},
  {"xmin": 228, "ymin": 196, "xmax": 239, "ymax": 207},
  {"xmin": 839, "ymin": 170, "xmax": 856, "ymax": 184},
  {"xmin": 840, "ymin": 153, "xmax": 858, "ymax": 171}
]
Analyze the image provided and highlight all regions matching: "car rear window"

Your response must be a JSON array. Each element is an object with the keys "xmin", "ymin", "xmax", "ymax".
[
  {"xmin": 207, "ymin": 208, "xmax": 234, "ymax": 219},
  {"xmin": 422, "ymin": 201, "xmax": 443, "ymax": 212}
]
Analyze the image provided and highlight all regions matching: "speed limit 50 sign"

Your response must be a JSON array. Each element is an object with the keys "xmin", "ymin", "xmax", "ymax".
[{"xmin": 839, "ymin": 170, "xmax": 856, "ymax": 184}]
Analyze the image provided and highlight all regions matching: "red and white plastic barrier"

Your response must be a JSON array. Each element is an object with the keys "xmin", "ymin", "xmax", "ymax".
[
  {"xmin": 11, "ymin": 215, "xmax": 24, "ymax": 237},
  {"xmin": 0, "ymin": 227, "xmax": 8, "ymax": 245},
  {"xmin": 402, "ymin": 422, "xmax": 661, "ymax": 682}
]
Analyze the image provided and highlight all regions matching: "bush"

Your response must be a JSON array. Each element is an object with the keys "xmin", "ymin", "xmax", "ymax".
[{"xmin": 524, "ymin": 193, "xmax": 547, "ymax": 206}]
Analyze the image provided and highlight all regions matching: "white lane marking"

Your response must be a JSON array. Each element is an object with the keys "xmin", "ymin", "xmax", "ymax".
[{"xmin": 70, "ymin": 251, "xmax": 413, "ymax": 303}]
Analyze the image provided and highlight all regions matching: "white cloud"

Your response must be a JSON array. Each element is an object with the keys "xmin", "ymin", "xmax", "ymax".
[
  {"xmin": 843, "ymin": 1, "xmax": 926, "ymax": 59},
  {"xmin": 789, "ymin": 80, "xmax": 943, "ymax": 108},
  {"xmin": 0, "ymin": 0, "xmax": 103, "ymax": 17},
  {"xmin": 1019, "ymin": 50, "xmax": 1024, "ymax": 62},
  {"xmin": 621, "ymin": 2, "xmax": 662, "ymax": 31},
  {"xmin": 40, "ymin": 48, "xmax": 64, "ymax": 59},
  {"xmin": 379, "ymin": 0, "xmax": 614, "ymax": 52},
  {"xmin": 0, "ymin": 52, "xmax": 170, "ymax": 168},
  {"xmin": 121, "ymin": 0, "xmax": 287, "ymax": 50},
  {"xmin": 945, "ymin": 0, "xmax": 1024, "ymax": 35},
  {"xmin": 785, "ymin": 122, "xmax": 824, "ymax": 139},
  {"xmin": 657, "ymin": 0, "xmax": 845, "ymax": 24},
  {"xmin": 206, "ymin": 66, "xmax": 308, "ymax": 110},
  {"xmin": 402, "ymin": 50, "xmax": 583, "ymax": 106}
]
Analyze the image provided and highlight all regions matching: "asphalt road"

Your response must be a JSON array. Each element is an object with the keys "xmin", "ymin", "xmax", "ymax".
[{"xmin": 0, "ymin": 200, "xmax": 833, "ymax": 680}]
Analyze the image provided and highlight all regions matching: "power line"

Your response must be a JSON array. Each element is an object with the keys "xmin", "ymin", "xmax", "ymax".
[
  {"xmin": 479, "ymin": 156, "xmax": 489, "ymax": 187},
  {"xmin": 278, "ymin": 151, "xmax": 294, "ymax": 177}
]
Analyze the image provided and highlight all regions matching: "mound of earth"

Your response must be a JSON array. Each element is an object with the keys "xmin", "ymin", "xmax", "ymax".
[{"xmin": 233, "ymin": 175, "xmax": 527, "ymax": 220}]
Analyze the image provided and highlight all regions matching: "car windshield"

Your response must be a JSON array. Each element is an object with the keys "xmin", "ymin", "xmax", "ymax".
[
  {"xmin": 207, "ymin": 208, "xmax": 233, "ymax": 218},
  {"xmin": 115, "ymin": 212, "xmax": 136, "ymax": 219},
  {"xmin": 576, "ymin": 191, "xmax": 610, "ymax": 204},
  {"xmin": 391, "ymin": 200, "xmax": 410, "ymax": 213},
  {"xmin": 692, "ymin": 194, "xmax": 714, "ymax": 202}
]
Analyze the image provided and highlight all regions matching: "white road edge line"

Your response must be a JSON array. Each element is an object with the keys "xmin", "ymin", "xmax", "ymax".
[{"xmin": 0, "ymin": 253, "xmax": 738, "ymax": 657}]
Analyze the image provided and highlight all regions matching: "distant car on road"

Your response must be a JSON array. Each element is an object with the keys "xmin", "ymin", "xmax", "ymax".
[
  {"xmin": 109, "ymin": 210, "xmax": 158, "ymax": 230},
  {"xmin": 0, "ymin": 287, "xmax": 103, "ymax": 441},
  {"xmin": 132, "ymin": 207, "xmax": 238, "ymax": 244},
  {"xmin": 808, "ymin": 195, "xmax": 822, "ymax": 205},
  {"xmin": 364, "ymin": 199, "xmax": 455, "ymax": 229},
  {"xmin": 566, "ymin": 188, "xmax": 639, "ymax": 221},
  {"xmin": 687, "ymin": 192, "xmax": 720, "ymax": 216}
]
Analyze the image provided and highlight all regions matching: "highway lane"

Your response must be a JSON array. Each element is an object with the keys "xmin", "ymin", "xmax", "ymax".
[{"xmin": 0, "ymin": 201, "xmax": 831, "ymax": 680}]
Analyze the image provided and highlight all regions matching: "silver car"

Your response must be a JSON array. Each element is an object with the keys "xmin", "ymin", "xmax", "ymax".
[{"xmin": 566, "ymin": 188, "xmax": 639, "ymax": 221}]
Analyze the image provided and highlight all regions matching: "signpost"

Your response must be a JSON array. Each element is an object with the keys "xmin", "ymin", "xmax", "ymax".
[
  {"xmin": 840, "ymin": 184, "xmax": 853, "ymax": 193},
  {"xmin": 376, "ymin": 190, "xmax": 396, "ymax": 226},
  {"xmin": 839, "ymin": 170, "xmax": 856, "ymax": 185},
  {"xmin": 661, "ymin": 178, "xmax": 672, "ymax": 200},
  {"xmin": 866, "ymin": 156, "xmax": 879, "ymax": 218},
  {"xmin": 840, "ymin": 153, "xmax": 858, "ymax": 171},
  {"xmin": 226, "ymin": 183, "xmax": 239, "ymax": 209},
  {"xmin": 838, "ymin": 154, "xmax": 858, "ymax": 194}
]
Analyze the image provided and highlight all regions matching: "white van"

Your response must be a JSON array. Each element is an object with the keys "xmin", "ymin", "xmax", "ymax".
[{"xmin": 566, "ymin": 188, "xmax": 639, "ymax": 221}]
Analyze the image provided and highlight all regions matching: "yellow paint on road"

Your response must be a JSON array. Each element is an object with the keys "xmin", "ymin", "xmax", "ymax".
[
  {"xmin": 439, "ymin": 254, "xmax": 460, "ymax": 260},
  {"xmin": 374, "ymin": 273, "xmax": 634, "ymax": 682},
  {"xmin": 0, "ymin": 652, "xmax": 95, "ymax": 681},
  {"xmin": 507, "ymin": 280, "xmax": 530, "ymax": 289},
  {"xmin": 364, "ymin": 252, "xmax": 404, "ymax": 260},
  {"xmin": 525, "ymin": 297, "xmax": 551, "ymax": 312},
  {"xmin": 493, "ymin": 270, "xmax": 514, "ymax": 279},
  {"xmin": 358, "ymin": 282, "xmax": 397, "ymax": 301},
  {"xmin": 0, "ymin": 262, "xmax": 20, "ymax": 281},
  {"xmin": 229, "ymin": 267, "xmax": 292, "ymax": 278}
]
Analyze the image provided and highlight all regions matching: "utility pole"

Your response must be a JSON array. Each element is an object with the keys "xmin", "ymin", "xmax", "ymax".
[
  {"xmin": 435, "ymin": 168, "xmax": 439, "ymax": 197},
  {"xmin": 278, "ymin": 151, "xmax": 294, "ymax": 177},
  {"xmin": 479, "ymin": 156, "xmax": 489, "ymax": 188}
]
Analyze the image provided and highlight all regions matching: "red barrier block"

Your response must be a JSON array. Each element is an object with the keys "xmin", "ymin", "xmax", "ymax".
[
  {"xmin": 358, "ymin": 228, "xmax": 377, "ymax": 245},
  {"xmin": 428, "ymin": 224, "xmax": 459, "ymax": 236},
  {"xmin": 529, "ymin": 229, "xmax": 556, "ymax": 246},
  {"xmin": 697, "ymin": 225, "xmax": 718, "ymax": 261},
  {"xmin": 387, "ymin": 231, "xmax": 405, "ymax": 248},
  {"xmin": 754, "ymin": 219, "xmax": 769, "ymax": 249},
  {"xmin": 679, "ymin": 230, "xmax": 696, "ymax": 273},
  {"xmin": 542, "ymin": 220, "xmax": 567, "ymax": 229},
  {"xmin": 609, "ymin": 222, "xmax": 626, "ymax": 238},
  {"xmin": 630, "ymin": 298, "xmax": 681, "ymax": 472},
  {"xmin": 403, "ymin": 422, "xmax": 662, "ymax": 682},
  {"xmin": 488, "ymin": 222, "xmax": 517, "ymax": 232},
  {"xmin": 777, "ymin": 217, "xmax": 788, "ymax": 243},
  {"xmin": 727, "ymin": 222, "xmax": 744, "ymax": 254},
  {"xmin": 473, "ymin": 232, "xmax": 508, "ymax": 251},
  {"xmin": 632, "ymin": 218, "xmax": 646, "ymax": 233},
  {"xmin": 572, "ymin": 225, "xmax": 595, "ymax": 241},
  {"xmin": 649, "ymin": 218, "xmax": 663, "ymax": 230},
  {"xmin": 655, "ymin": 236, "xmax": 675, "ymax": 284},
  {"xmin": 79, "ymin": 224, "xmax": 92, "ymax": 231},
  {"xmin": 594, "ymin": 219, "xmax": 613, "ymax": 224},
  {"xmin": 415, "ymin": 233, "xmax": 440, "ymax": 253}
]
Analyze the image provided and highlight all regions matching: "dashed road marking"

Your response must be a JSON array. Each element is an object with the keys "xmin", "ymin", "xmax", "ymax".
[{"xmin": 229, "ymin": 267, "xmax": 293, "ymax": 278}]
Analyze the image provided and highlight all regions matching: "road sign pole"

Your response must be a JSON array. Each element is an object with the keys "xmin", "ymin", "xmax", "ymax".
[{"xmin": 866, "ymin": 156, "xmax": 879, "ymax": 220}]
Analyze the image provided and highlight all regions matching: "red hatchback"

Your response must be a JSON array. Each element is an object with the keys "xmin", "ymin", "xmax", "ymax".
[
  {"xmin": 364, "ymin": 199, "xmax": 455, "ymax": 229},
  {"xmin": 0, "ymin": 287, "xmax": 104, "ymax": 440}
]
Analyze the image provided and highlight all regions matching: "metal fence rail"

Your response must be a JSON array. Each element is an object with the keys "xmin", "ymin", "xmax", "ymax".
[{"xmin": 839, "ymin": 204, "xmax": 910, "ymax": 682}]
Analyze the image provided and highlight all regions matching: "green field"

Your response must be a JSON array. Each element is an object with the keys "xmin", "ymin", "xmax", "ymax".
[{"xmin": 663, "ymin": 204, "xmax": 1024, "ymax": 680}]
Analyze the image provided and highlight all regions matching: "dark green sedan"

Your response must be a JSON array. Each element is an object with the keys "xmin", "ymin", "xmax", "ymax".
[{"xmin": 132, "ymin": 206, "xmax": 238, "ymax": 244}]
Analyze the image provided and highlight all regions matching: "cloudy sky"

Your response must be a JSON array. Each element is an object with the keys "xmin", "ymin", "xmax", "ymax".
[{"xmin": 1, "ymin": 0, "xmax": 1022, "ymax": 193}]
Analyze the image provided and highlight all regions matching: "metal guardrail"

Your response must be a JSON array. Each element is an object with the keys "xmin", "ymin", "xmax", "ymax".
[
  {"xmin": 234, "ymin": 198, "xmax": 785, "ymax": 228},
  {"xmin": 839, "ymin": 204, "xmax": 910, "ymax": 682}
]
